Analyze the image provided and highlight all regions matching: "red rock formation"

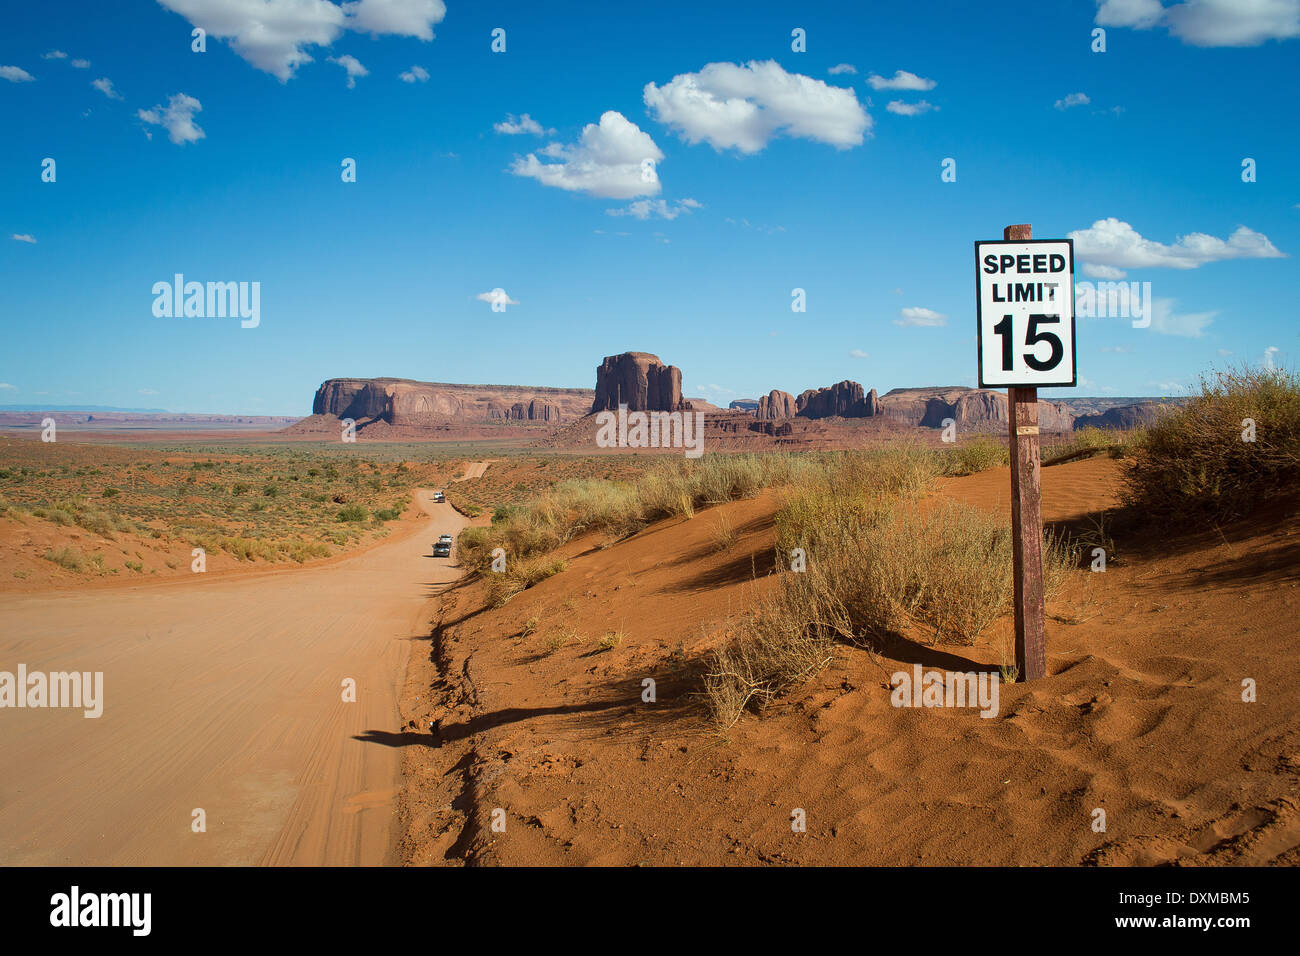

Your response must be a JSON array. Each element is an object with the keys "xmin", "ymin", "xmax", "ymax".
[
  {"xmin": 796, "ymin": 380, "xmax": 870, "ymax": 419},
  {"xmin": 591, "ymin": 352, "xmax": 690, "ymax": 413},
  {"xmin": 757, "ymin": 389, "xmax": 797, "ymax": 420},
  {"xmin": 312, "ymin": 378, "xmax": 587, "ymax": 424},
  {"xmin": 879, "ymin": 386, "xmax": 1073, "ymax": 432}
]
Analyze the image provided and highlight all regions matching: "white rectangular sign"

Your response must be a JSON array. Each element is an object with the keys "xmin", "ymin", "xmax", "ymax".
[{"xmin": 975, "ymin": 239, "xmax": 1076, "ymax": 388}]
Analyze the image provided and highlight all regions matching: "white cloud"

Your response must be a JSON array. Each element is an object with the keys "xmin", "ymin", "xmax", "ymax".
[
  {"xmin": 399, "ymin": 64, "xmax": 428, "ymax": 82},
  {"xmin": 328, "ymin": 54, "xmax": 368, "ymax": 87},
  {"xmin": 1100, "ymin": 345, "xmax": 1132, "ymax": 353},
  {"xmin": 828, "ymin": 63, "xmax": 857, "ymax": 75},
  {"xmin": 1263, "ymin": 345, "xmax": 1280, "ymax": 368},
  {"xmin": 886, "ymin": 99, "xmax": 937, "ymax": 116},
  {"xmin": 606, "ymin": 198, "xmax": 701, "ymax": 220},
  {"xmin": 510, "ymin": 110, "xmax": 663, "ymax": 199},
  {"xmin": 1217, "ymin": 348, "xmax": 1233, "ymax": 356},
  {"xmin": 0, "ymin": 383, "xmax": 16, "ymax": 389},
  {"xmin": 71, "ymin": 59, "xmax": 90, "ymax": 69},
  {"xmin": 138, "ymin": 388, "xmax": 160, "ymax": 395},
  {"xmin": 895, "ymin": 306, "xmax": 947, "ymax": 327},
  {"xmin": 1096, "ymin": 0, "xmax": 1166, "ymax": 28},
  {"xmin": 644, "ymin": 59, "xmax": 870, "ymax": 153},
  {"xmin": 849, "ymin": 349, "xmax": 870, "ymax": 358},
  {"xmin": 11, "ymin": 234, "xmax": 36, "ymax": 244},
  {"xmin": 92, "ymin": 77, "xmax": 123, "ymax": 100},
  {"xmin": 1150, "ymin": 297, "xmax": 1217, "ymax": 337},
  {"xmin": 138, "ymin": 93, "xmax": 205, "ymax": 145},
  {"xmin": 476, "ymin": 288, "xmax": 518, "ymax": 308},
  {"xmin": 1069, "ymin": 217, "xmax": 1285, "ymax": 275},
  {"xmin": 157, "ymin": 0, "xmax": 445, "ymax": 81},
  {"xmin": 494, "ymin": 113, "xmax": 553, "ymax": 136},
  {"xmin": 1054, "ymin": 92, "xmax": 1091, "ymax": 110},
  {"xmin": 865, "ymin": 70, "xmax": 936, "ymax": 91},
  {"xmin": 0, "ymin": 65, "xmax": 34, "ymax": 83},
  {"xmin": 42, "ymin": 50, "xmax": 67, "ymax": 60},
  {"xmin": 1082, "ymin": 263, "xmax": 1128, "ymax": 279},
  {"xmin": 1096, "ymin": 0, "xmax": 1300, "ymax": 47},
  {"xmin": 344, "ymin": 0, "xmax": 445, "ymax": 38}
]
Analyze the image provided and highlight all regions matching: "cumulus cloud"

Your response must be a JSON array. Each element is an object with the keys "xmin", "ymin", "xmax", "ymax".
[
  {"xmin": 494, "ymin": 113, "xmax": 552, "ymax": 136},
  {"xmin": 605, "ymin": 198, "xmax": 701, "ymax": 220},
  {"xmin": 399, "ymin": 64, "xmax": 428, "ymax": 82},
  {"xmin": 43, "ymin": 50, "xmax": 68, "ymax": 60},
  {"xmin": 71, "ymin": 59, "xmax": 90, "ymax": 69},
  {"xmin": 0, "ymin": 65, "xmax": 34, "ymax": 82},
  {"xmin": 328, "ymin": 54, "xmax": 368, "ymax": 87},
  {"xmin": 1096, "ymin": 0, "xmax": 1300, "ymax": 47},
  {"xmin": 157, "ymin": 0, "xmax": 445, "ymax": 81},
  {"xmin": 510, "ymin": 110, "xmax": 663, "ymax": 199},
  {"xmin": 476, "ymin": 288, "xmax": 518, "ymax": 308},
  {"xmin": 828, "ymin": 63, "xmax": 857, "ymax": 75},
  {"xmin": 895, "ymin": 306, "xmax": 947, "ymax": 327},
  {"xmin": 92, "ymin": 77, "xmax": 123, "ymax": 100},
  {"xmin": 866, "ymin": 70, "xmax": 936, "ymax": 90},
  {"xmin": 643, "ymin": 59, "xmax": 870, "ymax": 153},
  {"xmin": 849, "ymin": 348, "xmax": 870, "ymax": 358},
  {"xmin": 12, "ymin": 234, "xmax": 36, "ymax": 243},
  {"xmin": 1054, "ymin": 91, "xmax": 1090, "ymax": 110},
  {"xmin": 1069, "ymin": 217, "xmax": 1285, "ymax": 276},
  {"xmin": 138, "ymin": 93, "xmax": 205, "ymax": 145},
  {"xmin": 345, "ymin": 0, "xmax": 446, "ymax": 37},
  {"xmin": 886, "ymin": 99, "xmax": 937, "ymax": 116}
]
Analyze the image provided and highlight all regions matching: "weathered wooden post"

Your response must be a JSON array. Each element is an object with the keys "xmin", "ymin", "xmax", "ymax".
[
  {"xmin": 1004, "ymin": 223, "xmax": 1047, "ymax": 680},
  {"xmin": 974, "ymin": 223, "xmax": 1077, "ymax": 681}
]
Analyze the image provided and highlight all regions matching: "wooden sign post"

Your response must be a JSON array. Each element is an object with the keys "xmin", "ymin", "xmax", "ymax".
[
  {"xmin": 974, "ymin": 223, "xmax": 1077, "ymax": 681},
  {"xmin": 1004, "ymin": 223, "xmax": 1046, "ymax": 680}
]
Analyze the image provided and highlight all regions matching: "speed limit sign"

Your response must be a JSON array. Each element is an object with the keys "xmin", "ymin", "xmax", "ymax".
[{"xmin": 975, "ymin": 239, "xmax": 1076, "ymax": 388}]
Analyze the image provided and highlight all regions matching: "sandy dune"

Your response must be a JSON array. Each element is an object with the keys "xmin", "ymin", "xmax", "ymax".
[
  {"xmin": 0, "ymin": 490, "xmax": 464, "ymax": 865},
  {"xmin": 396, "ymin": 458, "xmax": 1300, "ymax": 866}
]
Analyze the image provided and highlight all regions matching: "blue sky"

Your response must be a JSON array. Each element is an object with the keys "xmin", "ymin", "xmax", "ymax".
[{"xmin": 1, "ymin": 0, "xmax": 1297, "ymax": 415}]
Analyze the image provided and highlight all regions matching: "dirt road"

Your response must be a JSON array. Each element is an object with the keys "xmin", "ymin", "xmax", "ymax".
[{"xmin": 0, "ymin": 489, "xmax": 464, "ymax": 865}]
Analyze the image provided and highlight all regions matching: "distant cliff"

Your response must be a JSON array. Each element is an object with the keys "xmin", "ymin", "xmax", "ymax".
[{"xmin": 311, "ymin": 377, "xmax": 591, "ymax": 425}]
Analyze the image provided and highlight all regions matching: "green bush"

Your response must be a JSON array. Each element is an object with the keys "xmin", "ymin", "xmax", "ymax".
[
  {"xmin": 1123, "ymin": 367, "xmax": 1300, "ymax": 522},
  {"xmin": 336, "ymin": 504, "xmax": 368, "ymax": 522}
]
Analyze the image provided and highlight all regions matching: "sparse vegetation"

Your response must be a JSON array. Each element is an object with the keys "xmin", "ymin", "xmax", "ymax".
[
  {"xmin": 942, "ymin": 436, "xmax": 1009, "ymax": 475},
  {"xmin": 0, "ymin": 436, "xmax": 453, "ymax": 568},
  {"xmin": 1123, "ymin": 366, "xmax": 1300, "ymax": 522},
  {"xmin": 43, "ymin": 545, "xmax": 86, "ymax": 572}
]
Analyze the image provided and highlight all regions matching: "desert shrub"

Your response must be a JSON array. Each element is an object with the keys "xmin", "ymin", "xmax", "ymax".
[
  {"xmin": 485, "ymin": 555, "xmax": 567, "ymax": 607},
  {"xmin": 1123, "ymin": 367, "xmax": 1300, "ymax": 522},
  {"xmin": 336, "ymin": 504, "xmax": 368, "ymax": 522},
  {"xmin": 943, "ymin": 436, "xmax": 1009, "ymax": 475},
  {"xmin": 703, "ymin": 592, "xmax": 838, "ymax": 731},
  {"xmin": 774, "ymin": 472, "xmax": 1073, "ymax": 646},
  {"xmin": 373, "ymin": 504, "xmax": 403, "ymax": 521},
  {"xmin": 102, "ymin": 487, "xmax": 121, "ymax": 498},
  {"xmin": 43, "ymin": 546, "xmax": 86, "ymax": 571}
]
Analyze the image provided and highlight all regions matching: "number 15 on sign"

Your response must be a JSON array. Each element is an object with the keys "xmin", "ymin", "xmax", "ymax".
[{"xmin": 975, "ymin": 239, "xmax": 1077, "ymax": 388}]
